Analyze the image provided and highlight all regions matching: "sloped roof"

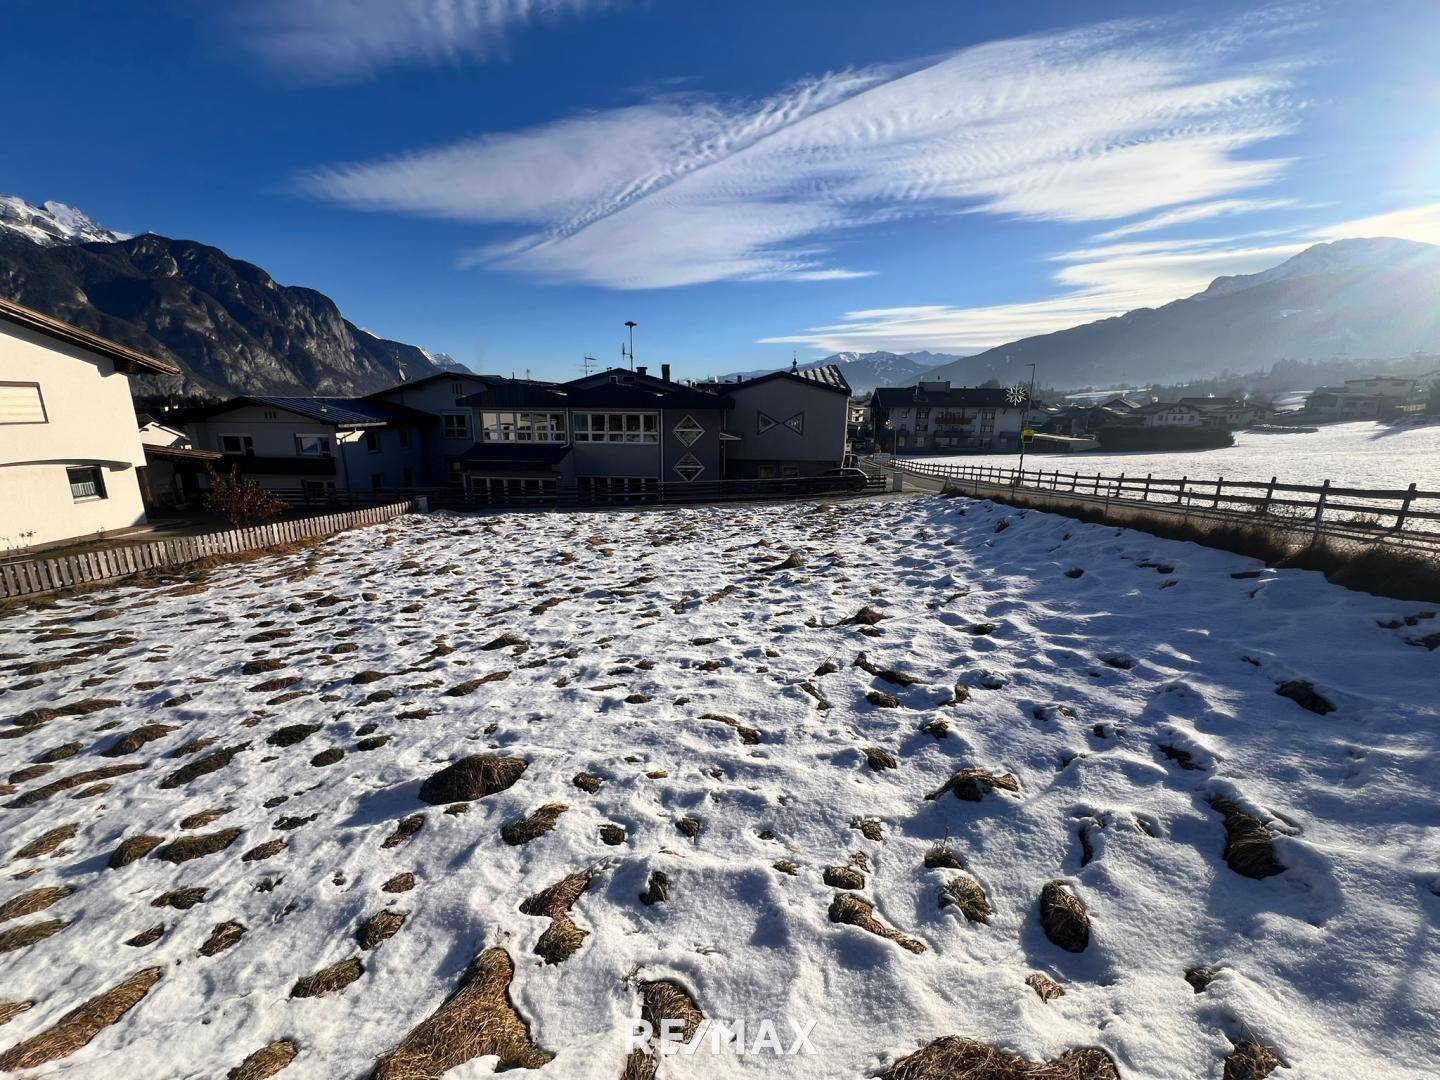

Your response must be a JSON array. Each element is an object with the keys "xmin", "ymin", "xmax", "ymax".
[
  {"xmin": 871, "ymin": 385, "xmax": 1020, "ymax": 409},
  {"xmin": 185, "ymin": 396, "xmax": 433, "ymax": 428},
  {"xmin": 0, "ymin": 296, "xmax": 179, "ymax": 376},
  {"xmin": 703, "ymin": 363, "xmax": 852, "ymax": 395}
]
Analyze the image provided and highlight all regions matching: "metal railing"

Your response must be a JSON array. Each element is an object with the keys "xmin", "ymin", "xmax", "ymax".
[{"xmin": 883, "ymin": 457, "xmax": 1440, "ymax": 549}]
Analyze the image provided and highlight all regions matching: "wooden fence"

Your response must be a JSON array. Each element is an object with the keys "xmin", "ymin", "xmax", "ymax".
[
  {"xmin": 0, "ymin": 500, "xmax": 420, "ymax": 600},
  {"xmin": 884, "ymin": 457, "xmax": 1440, "ymax": 550}
]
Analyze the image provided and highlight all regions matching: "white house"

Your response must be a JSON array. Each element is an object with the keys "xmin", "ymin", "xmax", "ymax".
[
  {"xmin": 1135, "ymin": 402, "xmax": 1206, "ymax": 428},
  {"xmin": 0, "ymin": 297, "xmax": 178, "ymax": 551}
]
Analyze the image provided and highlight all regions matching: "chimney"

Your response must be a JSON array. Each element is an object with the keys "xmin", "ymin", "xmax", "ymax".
[
  {"xmin": 661, "ymin": 363, "xmax": 671, "ymax": 382},
  {"xmin": 636, "ymin": 365, "xmax": 647, "ymax": 377}
]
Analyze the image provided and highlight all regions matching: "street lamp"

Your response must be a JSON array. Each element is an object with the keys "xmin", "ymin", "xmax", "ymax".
[{"xmin": 624, "ymin": 320, "xmax": 637, "ymax": 371}]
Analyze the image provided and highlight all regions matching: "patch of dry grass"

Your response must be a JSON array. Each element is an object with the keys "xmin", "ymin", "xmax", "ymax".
[
  {"xmin": 620, "ymin": 980, "xmax": 706, "ymax": 1080},
  {"xmin": 8, "ymin": 764, "xmax": 144, "ymax": 808},
  {"xmin": 1222, "ymin": 1041, "xmax": 1285, "ymax": 1079},
  {"xmin": 0, "ymin": 967, "xmax": 162, "ymax": 1070},
  {"xmin": 357, "ymin": 910, "xmax": 408, "ymax": 951},
  {"xmin": 879, "ymin": 1035, "xmax": 1118, "ymax": 1079},
  {"xmin": 1039, "ymin": 881, "xmax": 1090, "ymax": 953},
  {"xmin": 228, "ymin": 1039, "xmax": 298, "ymax": 1079},
  {"xmin": 0, "ymin": 885, "xmax": 73, "ymax": 924},
  {"xmin": 291, "ymin": 956, "xmax": 364, "ymax": 999},
  {"xmin": 418, "ymin": 755, "xmax": 527, "ymax": 804},
  {"xmin": 0, "ymin": 917, "xmax": 68, "ymax": 953},
  {"xmin": 13, "ymin": 823, "xmax": 77, "ymax": 859},
  {"xmin": 927, "ymin": 767, "xmax": 1021, "ymax": 802},
  {"xmin": 829, "ymin": 893, "xmax": 925, "ymax": 954},
  {"xmin": 519, "ymin": 870, "xmax": 592, "ymax": 964},
  {"xmin": 501, "ymin": 803, "xmax": 568, "ymax": 846},
  {"xmin": 940, "ymin": 875, "xmax": 992, "ymax": 924},
  {"xmin": 110, "ymin": 834, "xmax": 165, "ymax": 868},
  {"xmin": 1210, "ymin": 799, "xmax": 1285, "ymax": 879},
  {"xmin": 368, "ymin": 947, "xmax": 552, "ymax": 1078},
  {"xmin": 154, "ymin": 827, "xmax": 243, "ymax": 864}
]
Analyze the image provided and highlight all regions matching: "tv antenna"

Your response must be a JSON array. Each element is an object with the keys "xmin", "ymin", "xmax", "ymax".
[
  {"xmin": 580, "ymin": 354, "xmax": 598, "ymax": 376},
  {"xmin": 622, "ymin": 320, "xmax": 637, "ymax": 371}
]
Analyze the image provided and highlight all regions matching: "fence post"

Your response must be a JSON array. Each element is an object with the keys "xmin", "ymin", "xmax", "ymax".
[
  {"xmin": 1313, "ymin": 479, "xmax": 1330, "ymax": 543},
  {"xmin": 1179, "ymin": 476, "xmax": 1189, "ymax": 522},
  {"xmin": 1394, "ymin": 482, "xmax": 1417, "ymax": 532},
  {"xmin": 1142, "ymin": 473, "xmax": 1152, "ymax": 503},
  {"xmin": 1260, "ymin": 476, "xmax": 1276, "ymax": 517},
  {"xmin": 1214, "ymin": 477, "xmax": 1223, "ymax": 511}
]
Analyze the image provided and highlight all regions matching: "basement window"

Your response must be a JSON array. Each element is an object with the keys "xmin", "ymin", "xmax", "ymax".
[{"xmin": 67, "ymin": 466, "xmax": 106, "ymax": 501}]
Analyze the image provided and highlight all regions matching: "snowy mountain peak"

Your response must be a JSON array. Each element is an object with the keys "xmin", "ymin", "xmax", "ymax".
[
  {"xmin": 1202, "ymin": 237, "xmax": 1439, "ymax": 299},
  {"xmin": 0, "ymin": 194, "xmax": 129, "ymax": 246}
]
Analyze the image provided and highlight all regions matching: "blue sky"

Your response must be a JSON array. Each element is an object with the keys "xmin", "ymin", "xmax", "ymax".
[{"xmin": 3, "ymin": 0, "xmax": 1439, "ymax": 379}]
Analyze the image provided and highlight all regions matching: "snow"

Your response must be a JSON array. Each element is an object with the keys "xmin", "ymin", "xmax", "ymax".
[
  {"xmin": 1, "ymin": 496, "xmax": 1438, "ymax": 1077},
  {"xmin": 0, "ymin": 195, "xmax": 128, "ymax": 247},
  {"xmin": 1200, "ymin": 238, "xmax": 1437, "ymax": 299},
  {"xmin": 933, "ymin": 420, "xmax": 1440, "ymax": 494}
]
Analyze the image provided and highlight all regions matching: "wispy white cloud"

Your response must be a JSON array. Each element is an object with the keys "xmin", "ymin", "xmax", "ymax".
[
  {"xmin": 1313, "ymin": 202, "xmax": 1440, "ymax": 245},
  {"xmin": 297, "ymin": 16, "xmax": 1306, "ymax": 288},
  {"xmin": 1094, "ymin": 197, "xmax": 1305, "ymax": 239},
  {"xmin": 759, "ymin": 235, "xmax": 1310, "ymax": 353},
  {"xmin": 239, "ymin": 0, "xmax": 623, "ymax": 80}
]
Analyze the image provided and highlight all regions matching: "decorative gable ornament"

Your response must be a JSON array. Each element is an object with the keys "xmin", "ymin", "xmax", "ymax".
[
  {"xmin": 673, "ymin": 414, "xmax": 704, "ymax": 446},
  {"xmin": 1005, "ymin": 383, "xmax": 1028, "ymax": 406},
  {"xmin": 672, "ymin": 452, "xmax": 704, "ymax": 481},
  {"xmin": 757, "ymin": 411, "xmax": 778, "ymax": 435},
  {"xmin": 783, "ymin": 412, "xmax": 804, "ymax": 435}
]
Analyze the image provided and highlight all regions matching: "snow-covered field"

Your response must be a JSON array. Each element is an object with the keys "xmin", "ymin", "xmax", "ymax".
[
  {"xmin": 932, "ymin": 420, "xmax": 1440, "ymax": 492},
  {"xmin": 1, "ymin": 496, "xmax": 1438, "ymax": 1078}
]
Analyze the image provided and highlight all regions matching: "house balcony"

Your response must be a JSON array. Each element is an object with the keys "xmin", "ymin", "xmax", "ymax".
[{"xmin": 222, "ymin": 454, "xmax": 338, "ymax": 476}]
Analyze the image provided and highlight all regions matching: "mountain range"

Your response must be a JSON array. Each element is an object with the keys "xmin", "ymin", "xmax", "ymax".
[
  {"xmin": 916, "ymin": 237, "xmax": 1440, "ymax": 388},
  {"xmin": 4, "ymin": 194, "xmax": 1438, "ymax": 399},
  {"xmin": 711, "ymin": 349, "xmax": 966, "ymax": 392},
  {"xmin": 0, "ymin": 196, "xmax": 454, "ymax": 398}
]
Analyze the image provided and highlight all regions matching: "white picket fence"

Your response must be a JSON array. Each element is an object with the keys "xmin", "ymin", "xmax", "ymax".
[{"xmin": 0, "ymin": 500, "xmax": 419, "ymax": 600}]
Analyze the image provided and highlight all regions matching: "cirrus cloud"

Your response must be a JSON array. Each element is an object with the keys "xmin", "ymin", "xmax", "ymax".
[{"xmin": 296, "ymin": 16, "xmax": 1308, "ymax": 290}]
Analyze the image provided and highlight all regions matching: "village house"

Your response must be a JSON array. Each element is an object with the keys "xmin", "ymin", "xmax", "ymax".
[
  {"xmin": 179, "ymin": 361, "xmax": 853, "ymax": 503},
  {"xmin": 184, "ymin": 396, "xmax": 433, "ymax": 499},
  {"xmin": 870, "ymin": 381, "xmax": 1027, "ymax": 452},
  {"xmin": 1134, "ymin": 401, "xmax": 1208, "ymax": 427},
  {"xmin": 698, "ymin": 363, "xmax": 852, "ymax": 478},
  {"xmin": 0, "ymin": 297, "xmax": 179, "ymax": 551}
]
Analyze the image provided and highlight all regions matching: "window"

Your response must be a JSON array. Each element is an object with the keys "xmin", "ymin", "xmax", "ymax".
[
  {"xmin": 673, "ymin": 414, "xmax": 704, "ymax": 446},
  {"xmin": 0, "ymin": 382, "xmax": 46, "ymax": 424},
  {"xmin": 673, "ymin": 452, "xmax": 704, "ymax": 481},
  {"xmin": 915, "ymin": 408, "xmax": 930, "ymax": 419},
  {"xmin": 302, "ymin": 480, "xmax": 336, "ymax": 499},
  {"xmin": 370, "ymin": 473, "xmax": 383, "ymax": 490},
  {"xmin": 572, "ymin": 412, "xmax": 658, "ymax": 444},
  {"xmin": 781, "ymin": 465, "xmax": 800, "ymax": 479},
  {"xmin": 402, "ymin": 467, "xmax": 414, "ymax": 486},
  {"xmin": 442, "ymin": 412, "xmax": 471, "ymax": 439},
  {"xmin": 397, "ymin": 429, "xmax": 411, "ymax": 449},
  {"xmin": 480, "ymin": 412, "xmax": 567, "ymax": 442},
  {"xmin": 67, "ymin": 466, "xmax": 106, "ymax": 501},
  {"xmin": 220, "ymin": 433, "xmax": 254, "ymax": 456},
  {"xmin": 294, "ymin": 434, "xmax": 332, "ymax": 457},
  {"xmin": 364, "ymin": 431, "xmax": 381, "ymax": 453}
]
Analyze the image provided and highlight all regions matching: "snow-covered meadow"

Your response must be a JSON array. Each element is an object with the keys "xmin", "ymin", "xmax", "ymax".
[
  {"xmin": 932, "ymin": 420, "xmax": 1440, "ymax": 492},
  {"xmin": 0, "ymin": 495, "xmax": 1437, "ymax": 1078}
]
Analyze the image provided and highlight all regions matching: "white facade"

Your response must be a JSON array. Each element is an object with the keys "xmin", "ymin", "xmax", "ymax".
[{"xmin": 0, "ymin": 311, "xmax": 168, "ymax": 551}]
